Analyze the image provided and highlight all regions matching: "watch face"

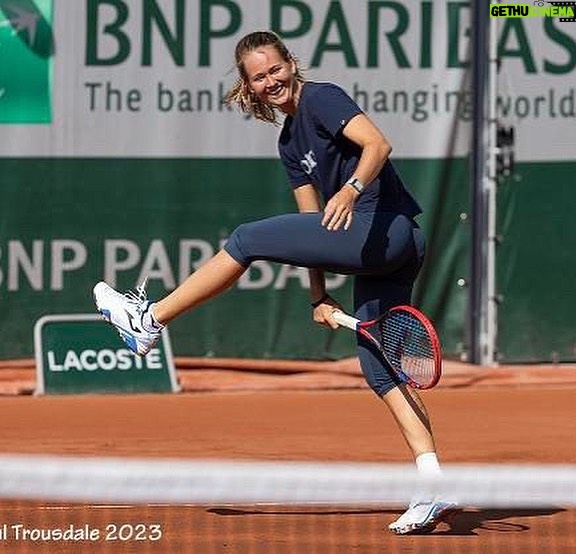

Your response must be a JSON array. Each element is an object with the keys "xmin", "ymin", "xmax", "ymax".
[{"xmin": 347, "ymin": 178, "xmax": 363, "ymax": 192}]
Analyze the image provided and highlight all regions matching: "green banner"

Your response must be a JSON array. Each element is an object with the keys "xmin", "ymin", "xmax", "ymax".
[
  {"xmin": 496, "ymin": 161, "xmax": 576, "ymax": 363},
  {"xmin": 0, "ymin": 0, "xmax": 53, "ymax": 123},
  {"xmin": 3, "ymin": 155, "xmax": 574, "ymax": 364},
  {"xmin": 34, "ymin": 314, "xmax": 179, "ymax": 394},
  {"xmin": 0, "ymin": 157, "xmax": 467, "ymax": 361}
]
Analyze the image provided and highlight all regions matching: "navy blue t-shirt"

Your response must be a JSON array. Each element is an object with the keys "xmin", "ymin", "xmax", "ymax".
[{"xmin": 278, "ymin": 82, "xmax": 421, "ymax": 217}]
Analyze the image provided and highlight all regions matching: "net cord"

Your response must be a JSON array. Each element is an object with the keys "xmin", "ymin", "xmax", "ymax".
[{"xmin": 0, "ymin": 455, "xmax": 574, "ymax": 508}]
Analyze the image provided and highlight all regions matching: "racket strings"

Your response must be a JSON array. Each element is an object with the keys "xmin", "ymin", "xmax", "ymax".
[{"xmin": 378, "ymin": 312, "xmax": 435, "ymax": 387}]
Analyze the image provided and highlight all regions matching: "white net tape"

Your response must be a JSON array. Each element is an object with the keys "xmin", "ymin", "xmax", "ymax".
[{"xmin": 0, "ymin": 455, "xmax": 574, "ymax": 508}]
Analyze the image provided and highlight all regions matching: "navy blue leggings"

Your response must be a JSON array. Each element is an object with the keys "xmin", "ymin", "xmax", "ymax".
[{"xmin": 224, "ymin": 211, "xmax": 426, "ymax": 396}]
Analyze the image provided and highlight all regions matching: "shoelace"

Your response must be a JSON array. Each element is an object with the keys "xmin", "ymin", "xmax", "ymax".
[{"xmin": 124, "ymin": 277, "xmax": 149, "ymax": 304}]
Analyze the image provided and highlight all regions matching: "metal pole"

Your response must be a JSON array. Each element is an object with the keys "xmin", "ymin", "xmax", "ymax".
[
  {"xmin": 470, "ymin": 0, "xmax": 497, "ymax": 365},
  {"xmin": 485, "ymin": 9, "xmax": 500, "ymax": 366}
]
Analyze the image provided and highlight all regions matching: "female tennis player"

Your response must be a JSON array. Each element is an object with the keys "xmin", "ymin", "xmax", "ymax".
[{"xmin": 93, "ymin": 31, "xmax": 457, "ymax": 534}]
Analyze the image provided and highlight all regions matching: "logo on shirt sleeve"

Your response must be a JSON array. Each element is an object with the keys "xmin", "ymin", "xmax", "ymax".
[{"xmin": 300, "ymin": 150, "xmax": 318, "ymax": 175}]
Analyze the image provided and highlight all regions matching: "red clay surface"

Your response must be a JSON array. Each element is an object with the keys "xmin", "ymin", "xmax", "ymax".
[
  {"xmin": 3, "ymin": 357, "xmax": 576, "ymax": 395},
  {"xmin": 0, "ymin": 358, "xmax": 575, "ymax": 552}
]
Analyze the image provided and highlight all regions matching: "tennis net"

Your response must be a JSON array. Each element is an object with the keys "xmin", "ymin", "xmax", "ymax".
[{"xmin": 0, "ymin": 454, "xmax": 574, "ymax": 553}]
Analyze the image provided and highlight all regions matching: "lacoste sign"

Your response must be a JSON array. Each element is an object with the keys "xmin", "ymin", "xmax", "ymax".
[{"xmin": 34, "ymin": 314, "xmax": 179, "ymax": 394}]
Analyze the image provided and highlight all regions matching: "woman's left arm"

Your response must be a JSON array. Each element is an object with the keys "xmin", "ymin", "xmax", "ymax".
[{"xmin": 322, "ymin": 114, "xmax": 392, "ymax": 231}]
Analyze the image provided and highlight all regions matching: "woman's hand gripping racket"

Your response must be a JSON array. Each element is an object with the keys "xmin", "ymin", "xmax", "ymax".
[{"xmin": 333, "ymin": 306, "xmax": 442, "ymax": 390}]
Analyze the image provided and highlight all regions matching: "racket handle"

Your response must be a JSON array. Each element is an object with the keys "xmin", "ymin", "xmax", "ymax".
[{"xmin": 332, "ymin": 310, "xmax": 360, "ymax": 330}]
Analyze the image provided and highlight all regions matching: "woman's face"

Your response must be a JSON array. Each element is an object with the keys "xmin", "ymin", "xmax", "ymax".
[{"xmin": 242, "ymin": 45, "xmax": 300, "ymax": 114}]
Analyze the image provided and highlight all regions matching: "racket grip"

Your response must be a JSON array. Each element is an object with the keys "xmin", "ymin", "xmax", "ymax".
[{"xmin": 332, "ymin": 311, "xmax": 360, "ymax": 330}]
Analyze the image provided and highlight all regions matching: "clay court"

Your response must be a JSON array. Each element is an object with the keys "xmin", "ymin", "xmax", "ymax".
[{"xmin": 0, "ymin": 359, "xmax": 575, "ymax": 552}]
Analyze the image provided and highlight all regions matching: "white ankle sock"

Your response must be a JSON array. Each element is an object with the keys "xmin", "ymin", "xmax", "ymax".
[
  {"xmin": 415, "ymin": 452, "xmax": 442, "ymax": 476},
  {"xmin": 141, "ymin": 303, "xmax": 164, "ymax": 332}
]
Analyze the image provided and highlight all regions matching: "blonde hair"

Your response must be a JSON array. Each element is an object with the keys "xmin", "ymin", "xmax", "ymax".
[{"xmin": 225, "ymin": 31, "xmax": 305, "ymax": 125}]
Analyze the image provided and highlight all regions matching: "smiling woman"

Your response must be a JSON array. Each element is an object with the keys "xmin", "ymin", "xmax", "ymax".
[
  {"xmin": 92, "ymin": 29, "xmax": 453, "ymax": 535},
  {"xmin": 245, "ymin": 50, "xmax": 298, "ymax": 112},
  {"xmin": 225, "ymin": 31, "xmax": 306, "ymax": 124}
]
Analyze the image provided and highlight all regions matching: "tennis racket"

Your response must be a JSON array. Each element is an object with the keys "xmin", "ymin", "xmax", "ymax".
[{"xmin": 333, "ymin": 306, "xmax": 442, "ymax": 390}]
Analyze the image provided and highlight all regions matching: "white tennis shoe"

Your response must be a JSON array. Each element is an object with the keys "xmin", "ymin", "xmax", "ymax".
[
  {"xmin": 389, "ymin": 500, "xmax": 459, "ymax": 535},
  {"xmin": 93, "ymin": 279, "xmax": 162, "ymax": 357}
]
